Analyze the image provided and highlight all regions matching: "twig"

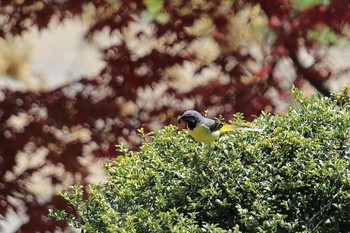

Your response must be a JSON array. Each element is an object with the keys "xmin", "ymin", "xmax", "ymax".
[{"xmin": 307, "ymin": 184, "xmax": 344, "ymax": 231}]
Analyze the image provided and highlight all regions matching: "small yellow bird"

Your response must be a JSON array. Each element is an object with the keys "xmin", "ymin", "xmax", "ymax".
[{"xmin": 177, "ymin": 110, "xmax": 263, "ymax": 143}]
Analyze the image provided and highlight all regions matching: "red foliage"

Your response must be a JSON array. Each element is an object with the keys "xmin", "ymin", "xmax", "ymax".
[{"xmin": 0, "ymin": 0, "xmax": 349, "ymax": 231}]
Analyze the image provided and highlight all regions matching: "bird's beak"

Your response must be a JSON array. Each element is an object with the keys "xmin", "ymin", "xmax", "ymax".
[{"xmin": 177, "ymin": 115, "xmax": 182, "ymax": 123}]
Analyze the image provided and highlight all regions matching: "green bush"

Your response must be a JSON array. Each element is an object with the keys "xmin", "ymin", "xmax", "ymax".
[{"xmin": 50, "ymin": 87, "xmax": 350, "ymax": 232}]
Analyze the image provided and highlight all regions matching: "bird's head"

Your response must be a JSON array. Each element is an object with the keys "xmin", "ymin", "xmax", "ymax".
[{"xmin": 177, "ymin": 110, "xmax": 202, "ymax": 130}]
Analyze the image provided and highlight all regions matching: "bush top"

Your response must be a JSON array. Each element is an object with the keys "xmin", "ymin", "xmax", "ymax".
[{"xmin": 52, "ymin": 87, "xmax": 350, "ymax": 233}]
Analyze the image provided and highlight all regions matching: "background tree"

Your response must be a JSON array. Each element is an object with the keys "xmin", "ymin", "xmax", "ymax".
[{"xmin": 0, "ymin": 0, "xmax": 349, "ymax": 232}]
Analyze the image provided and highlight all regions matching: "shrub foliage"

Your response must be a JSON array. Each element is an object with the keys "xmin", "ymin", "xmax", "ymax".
[{"xmin": 52, "ymin": 87, "xmax": 350, "ymax": 232}]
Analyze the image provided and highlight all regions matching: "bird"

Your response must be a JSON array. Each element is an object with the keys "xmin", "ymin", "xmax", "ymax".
[{"xmin": 177, "ymin": 110, "xmax": 263, "ymax": 143}]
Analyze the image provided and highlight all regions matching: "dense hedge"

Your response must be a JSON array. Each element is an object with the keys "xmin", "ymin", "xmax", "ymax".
[{"xmin": 51, "ymin": 87, "xmax": 350, "ymax": 232}]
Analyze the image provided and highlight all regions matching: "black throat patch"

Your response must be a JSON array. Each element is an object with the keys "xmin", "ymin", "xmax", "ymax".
[{"xmin": 186, "ymin": 120, "xmax": 197, "ymax": 130}]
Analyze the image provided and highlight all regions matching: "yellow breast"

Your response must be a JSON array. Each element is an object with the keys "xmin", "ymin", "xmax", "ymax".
[{"xmin": 188, "ymin": 124, "xmax": 220, "ymax": 143}]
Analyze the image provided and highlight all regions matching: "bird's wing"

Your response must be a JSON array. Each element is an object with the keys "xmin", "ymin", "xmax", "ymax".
[{"xmin": 206, "ymin": 118, "xmax": 222, "ymax": 132}]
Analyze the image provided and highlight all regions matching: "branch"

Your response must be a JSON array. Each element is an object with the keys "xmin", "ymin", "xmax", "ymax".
[{"xmin": 289, "ymin": 52, "xmax": 331, "ymax": 97}]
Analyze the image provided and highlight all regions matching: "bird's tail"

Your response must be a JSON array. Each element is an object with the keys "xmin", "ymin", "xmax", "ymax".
[
  {"xmin": 234, "ymin": 126, "xmax": 264, "ymax": 133},
  {"xmin": 220, "ymin": 124, "xmax": 234, "ymax": 133},
  {"xmin": 220, "ymin": 124, "xmax": 264, "ymax": 134}
]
